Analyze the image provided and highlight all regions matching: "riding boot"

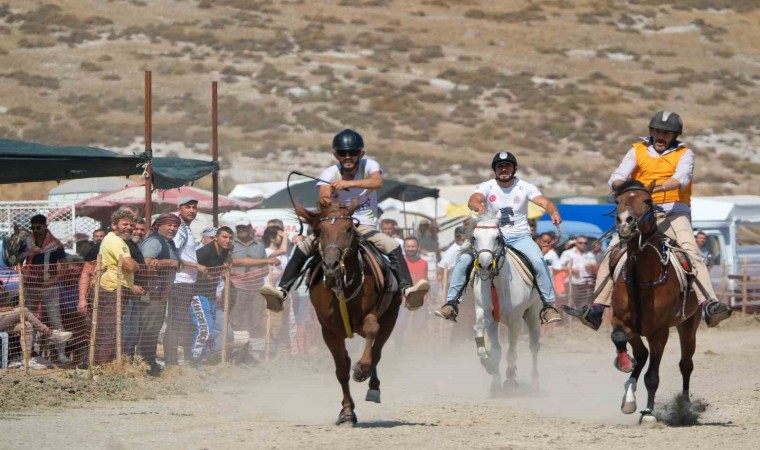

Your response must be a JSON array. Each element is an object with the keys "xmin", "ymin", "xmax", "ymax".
[
  {"xmin": 561, "ymin": 303, "xmax": 606, "ymax": 331},
  {"xmin": 261, "ymin": 247, "xmax": 310, "ymax": 312},
  {"xmin": 702, "ymin": 300, "xmax": 731, "ymax": 328},
  {"xmin": 387, "ymin": 246, "xmax": 429, "ymax": 311},
  {"xmin": 434, "ymin": 301, "xmax": 459, "ymax": 322}
]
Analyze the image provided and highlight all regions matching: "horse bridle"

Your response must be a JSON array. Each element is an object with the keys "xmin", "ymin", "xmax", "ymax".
[
  {"xmin": 472, "ymin": 224, "xmax": 507, "ymax": 281},
  {"xmin": 316, "ymin": 215, "xmax": 364, "ymax": 299},
  {"xmin": 616, "ymin": 187, "xmax": 657, "ymax": 250}
]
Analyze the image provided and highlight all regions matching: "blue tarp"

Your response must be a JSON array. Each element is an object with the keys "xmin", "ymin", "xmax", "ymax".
[{"xmin": 540, "ymin": 204, "xmax": 616, "ymax": 233}]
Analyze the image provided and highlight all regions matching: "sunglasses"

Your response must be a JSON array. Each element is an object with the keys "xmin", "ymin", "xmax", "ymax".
[{"xmin": 336, "ymin": 150, "xmax": 360, "ymax": 157}]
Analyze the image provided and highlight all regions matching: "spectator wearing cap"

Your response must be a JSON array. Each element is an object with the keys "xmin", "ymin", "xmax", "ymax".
[
  {"xmin": 413, "ymin": 218, "xmax": 438, "ymax": 254},
  {"xmin": 137, "ymin": 213, "xmax": 181, "ymax": 376},
  {"xmin": 230, "ymin": 217, "xmax": 280, "ymax": 346},
  {"xmin": 20, "ymin": 214, "xmax": 71, "ymax": 364},
  {"xmin": 164, "ymin": 196, "xmax": 205, "ymax": 366}
]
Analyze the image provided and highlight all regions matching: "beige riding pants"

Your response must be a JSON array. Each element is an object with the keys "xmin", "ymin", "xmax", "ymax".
[
  {"xmin": 295, "ymin": 225, "xmax": 400, "ymax": 255},
  {"xmin": 594, "ymin": 213, "xmax": 717, "ymax": 305}
]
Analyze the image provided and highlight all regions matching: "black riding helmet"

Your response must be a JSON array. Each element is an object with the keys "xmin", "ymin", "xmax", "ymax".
[
  {"xmin": 491, "ymin": 151, "xmax": 518, "ymax": 170},
  {"xmin": 649, "ymin": 111, "xmax": 683, "ymax": 134},
  {"xmin": 332, "ymin": 129, "xmax": 364, "ymax": 151}
]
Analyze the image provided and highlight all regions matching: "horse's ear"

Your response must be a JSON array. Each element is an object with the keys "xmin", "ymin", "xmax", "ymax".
[
  {"xmin": 319, "ymin": 197, "xmax": 333, "ymax": 211},
  {"xmin": 645, "ymin": 181, "xmax": 656, "ymax": 194}
]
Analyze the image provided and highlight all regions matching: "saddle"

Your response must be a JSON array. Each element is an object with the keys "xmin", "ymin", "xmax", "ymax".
[
  {"xmin": 610, "ymin": 236, "xmax": 693, "ymax": 294},
  {"xmin": 306, "ymin": 239, "xmax": 397, "ymax": 317}
]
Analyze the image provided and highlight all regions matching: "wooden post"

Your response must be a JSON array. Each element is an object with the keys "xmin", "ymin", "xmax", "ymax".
[
  {"xmin": 742, "ymin": 256, "xmax": 748, "ymax": 315},
  {"xmin": 221, "ymin": 267, "xmax": 231, "ymax": 364},
  {"xmin": 115, "ymin": 256, "xmax": 123, "ymax": 363},
  {"xmin": 17, "ymin": 270, "xmax": 29, "ymax": 375},
  {"xmin": 721, "ymin": 259, "xmax": 728, "ymax": 304},
  {"xmin": 440, "ymin": 267, "xmax": 448, "ymax": 344},
  {"xmin": 567, "ymin": 259, "xmax": 574, "ymax": 330},
  {"xmin": 211, "ymin": 80, "xmax": 219, "ymax": 227},
  {"xmin": 88, "ymin": 254, "xmax": 102, "ymax": 379},
  {"xmin": 144, "ymin": 70, "xmax": 153, "ymax": 225}
]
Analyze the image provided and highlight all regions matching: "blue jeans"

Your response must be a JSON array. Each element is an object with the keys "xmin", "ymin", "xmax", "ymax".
[{"xmin": 446, "ymin": 235, "xmax": 555, "ymax": 303}]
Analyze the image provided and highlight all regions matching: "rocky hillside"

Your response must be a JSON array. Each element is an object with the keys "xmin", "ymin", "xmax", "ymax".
[{"xmin": 0, "ymin": 0, "xmax": 757, "ymax": 200}]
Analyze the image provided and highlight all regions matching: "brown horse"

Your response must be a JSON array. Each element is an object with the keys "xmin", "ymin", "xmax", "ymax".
[
  {"xmin": 610, "ymin": 180, "xmax": 701, "ymax": 425},
  {"xmin": 295, "ymin": 199, "xmax": 401, "ymax": 426}
]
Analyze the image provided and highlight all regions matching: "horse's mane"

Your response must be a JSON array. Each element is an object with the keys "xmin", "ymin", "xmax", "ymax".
[{"xmin": 615, "ymin": 179, "xmax": 655, "ymax": 197}]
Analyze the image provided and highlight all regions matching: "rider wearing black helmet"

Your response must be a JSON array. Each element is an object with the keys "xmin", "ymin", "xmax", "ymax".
[
  {"xmin": 563, "ymin": 111, "xmax": 731, "ymax": 329},
  {"xmin": 261, "ymin": 129, "xmax": 430, "ymax": 312},
  {"xmin": 434, "ymin": 151, "xmax": 563, "ymax": 324}
]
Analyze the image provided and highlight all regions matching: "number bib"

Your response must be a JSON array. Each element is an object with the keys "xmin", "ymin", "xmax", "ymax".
[{"xmin": 474, "ymin": 178, "xmax": 541, "ymax": 238}]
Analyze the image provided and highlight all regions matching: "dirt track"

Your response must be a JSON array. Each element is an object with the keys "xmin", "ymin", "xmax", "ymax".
[{"xmin": 1, "ymin": 316, "xmax": 759, "ymax": 449}]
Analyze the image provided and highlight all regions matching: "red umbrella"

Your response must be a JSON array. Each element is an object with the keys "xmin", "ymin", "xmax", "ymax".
[{"xmin": 65, "ymin": 184, "xmax": 258, "ymax": 222}]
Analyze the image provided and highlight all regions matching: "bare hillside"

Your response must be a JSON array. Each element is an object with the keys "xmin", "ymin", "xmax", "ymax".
[{"xmin": 0, "ymin": 0, "xmax": 758, "ymax": 199}]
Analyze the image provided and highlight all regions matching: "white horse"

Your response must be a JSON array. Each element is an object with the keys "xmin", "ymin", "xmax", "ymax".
[{"xmin": 470, "ymin": 212, "xmax": 543, "ymax": 395}]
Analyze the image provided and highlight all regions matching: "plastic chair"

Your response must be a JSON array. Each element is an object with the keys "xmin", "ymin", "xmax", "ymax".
[{"xmin": 0, "ymin": 331, "xmax": 8, "ymax": 369}]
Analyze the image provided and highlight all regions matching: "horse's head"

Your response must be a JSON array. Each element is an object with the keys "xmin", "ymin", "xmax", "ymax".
[
  {"xmin": 469, "ymin": 211, "xmax": 505, "ymax": 279},
  {"xmin": 297, "ymin": 198, "xmax": 358, "ymax": 278},
  {"xmin": 615, "ymin": 180, "xmax": 657, "ymax": 242}
]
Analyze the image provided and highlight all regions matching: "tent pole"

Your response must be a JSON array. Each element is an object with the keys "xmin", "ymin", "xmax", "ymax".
[
  {"xmin": 211, "ymin": 81, "xmax": 219, "ymax": 227},
  {"xmin": 144, "ymin": 71, "xmax": 153, "ymax": 225},
  {"xmin": 402, "ymin": 192, "xmax": 408, "ymax": 237}
]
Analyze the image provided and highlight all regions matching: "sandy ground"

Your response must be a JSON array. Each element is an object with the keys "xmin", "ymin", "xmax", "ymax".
[{"xmin": 1, "ymin": 316, "xmax": 759, "ymax": 450}]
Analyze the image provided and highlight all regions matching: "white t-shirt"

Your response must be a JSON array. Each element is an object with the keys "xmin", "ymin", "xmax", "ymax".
[
  {"xmin": 173, "ymin": 220, "xmax": 198, "ymax": 284},
  {"xmin": 475, "ymin": 178, "xmax": 542, "ymax": 238},
  {"xmin": 438, "ymin": 242, "xmax": 463, "ymax": 270},
  {"xmin": 559, "ymin": 249, "xmax": 598, "ymax": 285},
  {"xmin": 318, "ymin": 158, "xmax": 382, "ymax": 226},
  {"xmin": 543, "ymin": 249, "xmax": 561, "ymax": 271},
  {"xmin": 265, "ymin": 248, "xmax": 289, "ymax": 284}
]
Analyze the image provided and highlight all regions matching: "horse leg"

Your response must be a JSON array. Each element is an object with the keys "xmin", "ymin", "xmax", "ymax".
[
  {"xmin": 524, "ymin": 304, "xmax": 542, "ymax": 392},
  {"xmin": 640, "ymin": 329, "xmax": 669, "ymax": 426},
  {"xmin": 611, "ymin": 326, "xmax": 636, "ymax": 373},
  {"xmin": 322, "ymin": 328, "xmax": 356, "ymax": 426},
  {"xmin": 676, "ymin": 309, "xmax": 700, "ymax": 403},
  {"xmin": 366, "ymin": 312, "xmax": 394, "ymax": 404},
  {"xmin": 485, "ymin": 318, "xmax": 502, "ymax": 396},
  {"xmin": 503, "ymin": 317, "xmax": 522, "ymax": 392},
  {"xmin": 352, "ymin": 314, "xmax": 378, "ymax": 383},
  {"xmin": 621, "ymin": 333, "xmax": 648, "ymax": 415}
]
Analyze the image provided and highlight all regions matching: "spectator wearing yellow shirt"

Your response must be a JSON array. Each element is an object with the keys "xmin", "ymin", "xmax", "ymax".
[{"xmin": 91, "ymin": 209, "xmax": 145, "ymax": 365}]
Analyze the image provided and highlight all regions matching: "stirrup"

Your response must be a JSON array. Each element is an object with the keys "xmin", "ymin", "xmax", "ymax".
[
  {"xmin": 539, "ymin": 305, "xmax": 562, "ymax": 324},
  {"xmin": 703, "ymin": 301, "xmax": 731, "ymax": 328},
  {"xmin": 434, "ymin": 302, "xmax": 459, "ymax": 322},
  {"xmin": 261, "ymin": 284, "xmax": 286, "ymax": 312}
]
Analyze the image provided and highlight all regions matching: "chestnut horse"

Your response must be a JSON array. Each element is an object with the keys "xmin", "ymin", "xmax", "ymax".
[
  {"xmin": 611, "ymin": 180, "xmax": 701, "ymax": 425},
  {"xmin": 296, "ymin": 200, "xmax": 401, "ymax": 426}
]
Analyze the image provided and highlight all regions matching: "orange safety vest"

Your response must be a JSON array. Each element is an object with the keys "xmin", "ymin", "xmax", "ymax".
[{"xmin": 630, "ymin": 142, "xmax": 692, "ymax": 206}]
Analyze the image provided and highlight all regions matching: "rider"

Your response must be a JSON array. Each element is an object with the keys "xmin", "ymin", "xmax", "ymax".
[
  {"xmin": 260, "ymin": 129, "xmax": 430, "ymax": 312},
  {"xmin": 563, "ymin": 111, "xmax": 732, "ymax": 329},
  {"xmin": 435, "ymin": 151, "xmax": 563, "ymax": 324}
]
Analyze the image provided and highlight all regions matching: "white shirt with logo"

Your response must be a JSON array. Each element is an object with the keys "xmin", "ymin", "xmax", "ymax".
[
  {"xmin": 475, "ymin": 178, "xmax": 541, "ymax": 239},
  {"xmin": 318, "ymin": 158, "xmax": 382, "ymax": 226},
  {"xmin": 559, "ymin": 248, "xmax": 598, "ymax": 285}
]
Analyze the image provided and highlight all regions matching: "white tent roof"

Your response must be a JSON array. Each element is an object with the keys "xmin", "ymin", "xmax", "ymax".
[
  {"xmin": 692, "ymin": 196, "xmax": 760, "ymax": 224},
  {"xmin": 49, "ymin": 177, "xmax": 132, "ymax": 195},
  {"xmin": 228, "ymin": 181, "xmax": 308, "ymax": 202}
]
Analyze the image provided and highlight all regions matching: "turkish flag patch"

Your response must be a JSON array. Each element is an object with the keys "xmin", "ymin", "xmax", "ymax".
[{"xmin": 489, "ymin": 195, "xmax": 497, "ymax": 202}]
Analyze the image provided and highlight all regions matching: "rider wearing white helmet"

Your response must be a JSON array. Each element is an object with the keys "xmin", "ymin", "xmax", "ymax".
[
  {"xmin": 435, "ymin": 151, "xmax": 563, "ymax": 324},
  {"xmin": 563, "ymin": 111, "xmax": 732, "ymax": 329},
  {"xmin": 261, "ymin": 129, "xmax": 430, "ymax": 312}
]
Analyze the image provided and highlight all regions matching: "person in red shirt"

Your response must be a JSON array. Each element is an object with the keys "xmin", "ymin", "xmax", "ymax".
[{"xmin": 394, "ymin": 237, "xmax": 430, "ymax": 350}]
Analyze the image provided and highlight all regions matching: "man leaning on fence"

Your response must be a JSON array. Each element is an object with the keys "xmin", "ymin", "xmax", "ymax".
[
  {"xmin": 89, "ymin": 209, "xmax": 144, "ymax": 365},
  {"xmin": 137, "ymin": 213, "xmax": 181, "ymax": 377},
  {"xmin": 21, "ymin": 214, "xmax": 70, "ymax": 365}
]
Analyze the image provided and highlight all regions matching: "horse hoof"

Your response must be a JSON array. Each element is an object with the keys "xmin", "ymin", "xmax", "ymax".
[
  {"xmin": 352, "ymin": 362, "xmax": 371, "ymax": 383},
  {"xmin": 336, "ymin": 409, "xmax": 357, "ymax": 426},
  {"xmin": 621, "ymin": 378, "xmax": 637, "ymax": 414},
  {"xmin": 639, "ymin": 410, "xmax": 657, "ymax": 427},
  {"xmin": 366, "ymin": 389, "xmax": 381, "ymax": 403},
  {"xmin": 614, "ymin": 353, "xmax": 636, "ymax": 373}
]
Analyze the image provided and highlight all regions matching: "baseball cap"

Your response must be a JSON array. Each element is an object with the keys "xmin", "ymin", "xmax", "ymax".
[
  {"xmin": 177, "ymin": 196, "xmax": 199, "ymax": 207},
  {"xmin": 235, "ymin": 217, "xmax": 252, "ymax": 227},
  {"xmin": 201, "ymin": 226, "xmax": 218, "ymax": 238}
]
